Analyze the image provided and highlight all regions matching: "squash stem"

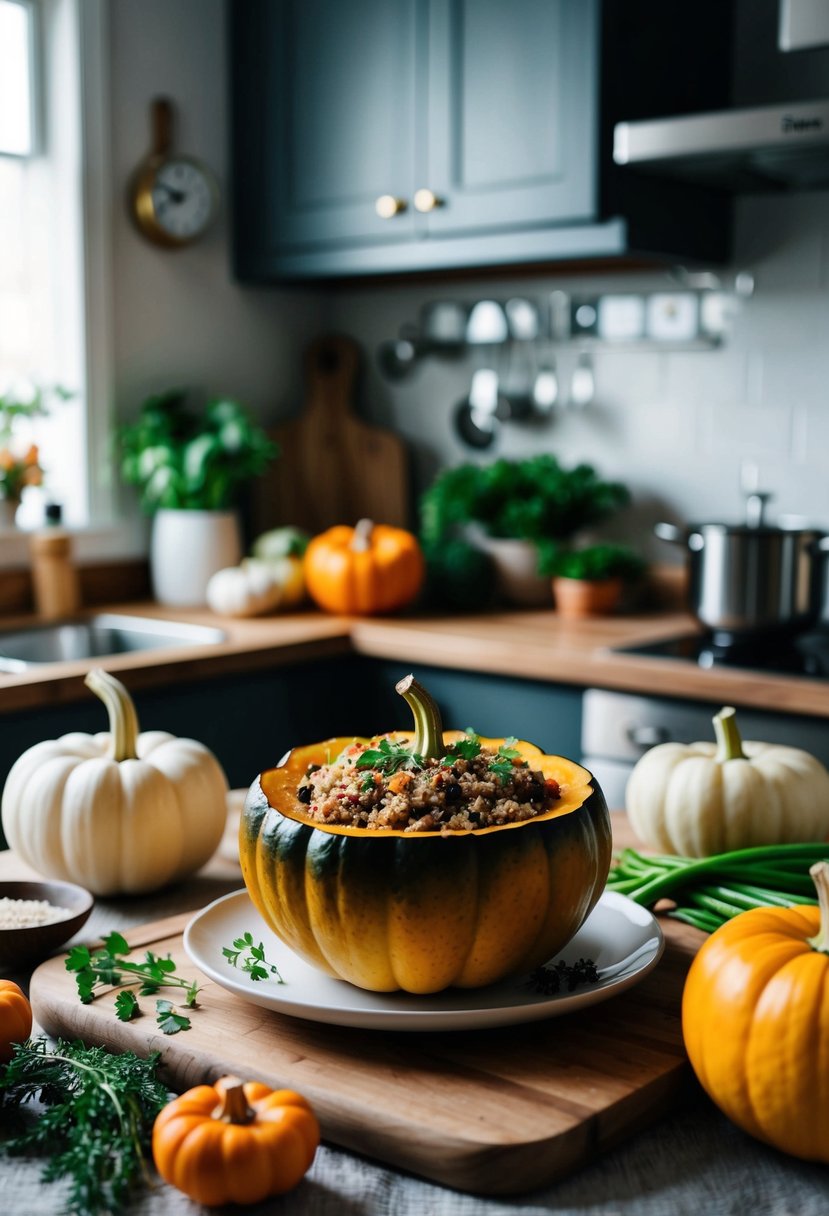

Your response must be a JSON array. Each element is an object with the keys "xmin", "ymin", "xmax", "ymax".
[
  {"xmin": 807, "ymin": 862, "xmax": 829, "ymax": 954},
  {"xmin": 713, "ymin": 706, "xmax": 746, "ymax": 762},
  {"xmin": 84, "ymin": 669, "xmax": 140, "ymax": 762},
  {"xmin": 215, "ymin": 1077, "xmax": 255, "ymax": 1125},
  {"xmin": 350, "ymin": 518, "xmax": 373, "ymax": 553},
  {"xmin": 395, "ymin": 673, "xmax": 444, "ymax": 759}
]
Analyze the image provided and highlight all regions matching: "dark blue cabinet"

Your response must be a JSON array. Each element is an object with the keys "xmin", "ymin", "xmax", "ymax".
[{"xmin": 230, "ymin": 1, "xmax": 732, "ymax": 280}]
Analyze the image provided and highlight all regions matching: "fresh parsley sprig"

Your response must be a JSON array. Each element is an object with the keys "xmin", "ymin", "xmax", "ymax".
[
  {"xmin": 489, "ymin": 737, "xmax": 523, "ymax": 783},
  {"xmin": 222, "ymin": 931, "xmax": 285, "ymax": 984},
  {"xmin": 0, "ymin": 1037, "xmax": 168, "ymax": 1216},
  {"xmin": 66, "ymin": 930, "xmax": 199, "ymax": 1032},
  {"xmin": 440, "ymin": 727, "xmax": 482, "ymax": 765},
  {"xmin": 355, "ymin": 737, "xmax": 425, "ymax": 776}
]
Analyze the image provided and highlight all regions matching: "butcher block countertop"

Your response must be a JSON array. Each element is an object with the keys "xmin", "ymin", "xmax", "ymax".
[
  {"xmin": 2, "ymin": 813, "xmax": 827, "ymax": 1215},
  {"xmin": 2, "ymin": 602, "xmax": 829, "ymax": 718}
]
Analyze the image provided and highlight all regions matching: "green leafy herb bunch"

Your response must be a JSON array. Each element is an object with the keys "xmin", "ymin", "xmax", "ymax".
[{"xmin": 118, "ymin": 389, "xmax": 277, "ymax": 512}]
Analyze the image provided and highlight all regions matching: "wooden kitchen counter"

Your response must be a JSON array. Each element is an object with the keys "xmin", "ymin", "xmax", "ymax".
[{"xmin": 3, "ymin": 601, "xmax": 829, "ymax": 718}]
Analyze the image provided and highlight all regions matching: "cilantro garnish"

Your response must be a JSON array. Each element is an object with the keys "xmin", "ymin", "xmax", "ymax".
[
  {"xmin": 440, "ymin": 728, "xmax": 482, "ymax": 765},
  {"xmin": 65, "ymin": 930, "xmax": 200, "ymax": 1028},
  {"xmin": 355, "ymin": 737, "xmax": 425, "ymax": 775},
  {"xmin": 113, "ymin": 991, "xmax": 139, "ymax": 1023},
  {"xmin": 154, "ymin": 1000, "xmax": 191, "ymax": 1035},
  {"xmin": 489, "ymin": 736, "xmax": 522, "ymax": 782},
  {"xmin": 222, "ymin": 931, "xmax": 285, "ymax": 983}
]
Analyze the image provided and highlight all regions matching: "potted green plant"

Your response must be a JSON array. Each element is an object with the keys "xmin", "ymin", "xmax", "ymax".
[
  {"xmin": 539, "ymin": 543, "xmax": 646, "ymax": 619},
  {"xmin": 118, "ymin": 391, "xmax": 277, "ymax": 605},
  {"xmin": 419, "ymin": 455, "xmax": 631, "ymax": 606}
]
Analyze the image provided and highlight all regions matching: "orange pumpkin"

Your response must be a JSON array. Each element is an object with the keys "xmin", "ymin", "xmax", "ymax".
[
  {"xmin": 0, "ymin": 980, "xmax": 32, "ymax": 1063},
  {"xmin": 304, "ymin": 518, "xmax": 424, "ymax": 614},
  {"xmin": 152, "ymin": 1074, "xmax": 319, "ymax": 1206},
  {"xmin": 682, "ymin": 860, "xmax": 829, "ymax": 1163}
]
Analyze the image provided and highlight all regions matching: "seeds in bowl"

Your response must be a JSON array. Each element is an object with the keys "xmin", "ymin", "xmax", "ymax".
[
  {"xmin": 295, "ymin": 729, "xmax": 562, "ymax": 833},
  {"xmin": 0, "ymin": 897, "xmax": 73, "ymax": 930}
]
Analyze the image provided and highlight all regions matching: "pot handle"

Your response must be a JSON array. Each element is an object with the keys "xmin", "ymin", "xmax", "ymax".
[
  {"xmin": 812, "ymin": 536, "xmax": 829, "ymax": 556},
  {"xmin": 654, "ymin": 521, "xmax": 687, "ymax": 546}
]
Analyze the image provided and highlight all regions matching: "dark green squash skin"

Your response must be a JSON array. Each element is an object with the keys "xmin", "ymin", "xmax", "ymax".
[{"xmin": 240, "ymin": 772, "xmax": 612, "ymax": 994}]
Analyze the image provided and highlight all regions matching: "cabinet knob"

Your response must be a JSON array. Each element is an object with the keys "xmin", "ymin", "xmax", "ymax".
[
  {"xmin": 375, "ymin": 195, "xmax": 407, "ymax": 219},
  {"xmin": 413, "ymin": 188, "xmax": 444, "ymax": 213}
]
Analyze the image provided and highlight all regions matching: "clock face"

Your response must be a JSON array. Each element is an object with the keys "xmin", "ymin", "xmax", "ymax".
[{"xmin": 150, "ymin": 159, "xmax": 216, "ymax": 242}]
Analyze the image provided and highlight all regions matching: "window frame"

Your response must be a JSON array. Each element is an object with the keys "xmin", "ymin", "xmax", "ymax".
[
  {"xmin": 0, "ymin": 0, "xmax": 144, "ymax": 565},
  {"xmin": 0, "ymin": 0, "xmax": 39, "ymax": 160}
]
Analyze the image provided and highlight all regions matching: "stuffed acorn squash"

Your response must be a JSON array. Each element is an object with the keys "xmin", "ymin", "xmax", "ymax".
[{"xmin": 240, "ymin": 676, "xmax": 611, "ymax": 994}]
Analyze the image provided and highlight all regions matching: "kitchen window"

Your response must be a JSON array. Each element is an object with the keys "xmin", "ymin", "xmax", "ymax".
[{"xmin": 0, "ymin": 0, "xmax": 115, "ymax": 548}]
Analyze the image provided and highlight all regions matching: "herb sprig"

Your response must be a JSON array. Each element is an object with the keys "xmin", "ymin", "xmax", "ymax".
[
  {"xmin": 66, "ymin": 931, "xmax": 199, "ymax": 1033},
  {"xmin": 0, "ymin": 1037, "xmax": 168, "ymax": 1216},
  {"xmin": 354, "ymin": 727, "xmax": 527, "ymax": 787},
  {"xmin": 488, "ymin": 737, "xmax": 522, "ymax": 783},
  {"xmin": 222, "ymin": 931, "xmax": 285, "ymax": 983},
  {"xmin": 355, "ymin": 737, "xmax": 425, "ymax": 776}
]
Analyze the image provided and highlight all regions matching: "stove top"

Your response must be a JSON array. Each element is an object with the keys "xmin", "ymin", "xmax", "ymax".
[{"xmin": 614, "ymin": 630, "xmax": 829, "ymax": 678}]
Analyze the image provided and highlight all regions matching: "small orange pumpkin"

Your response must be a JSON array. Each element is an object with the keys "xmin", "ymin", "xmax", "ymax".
[
  {"xmin": 152, "ymin": 1075, "xmax": 319, "ymax": 1206},
  {"xmin": 304, "ymin": 518, "xmax": 424, "ymax": 614},
  {"xmin": 682, "ymin": 860, "xmax": 829, "ymax": 1163},
  {"xmin": 0, "ymin": 980, "xmax": 32, "ymax": 1063}
]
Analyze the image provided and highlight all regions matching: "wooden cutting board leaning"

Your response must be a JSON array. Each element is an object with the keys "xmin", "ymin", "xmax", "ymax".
[
  {"xmin": 30, "ymin": 905, "xmax": 705, "ymax": 1196},
  {"xmin": 251, "ymin": 334, "xmax": 410, "ymax": 535}
]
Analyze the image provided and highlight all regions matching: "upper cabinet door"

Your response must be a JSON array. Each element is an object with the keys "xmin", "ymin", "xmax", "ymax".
[
  {"xmin": 421, "ymin": 0, "xmax": 598, "ymax": 236},
  {"xmin": 266, "ymin": 0, "xmax": 419, "ymax": 249}
]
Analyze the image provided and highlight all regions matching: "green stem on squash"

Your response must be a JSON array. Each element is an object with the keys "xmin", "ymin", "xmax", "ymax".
[
  {"xmin": 713, "ymin": 706, "xmax": 746, "ymax": 762},
  {"xmin": 84, "ymin": 669, "xmax": 140, "ymax": 762},
  {"xmin": 807, "ymin": 862, "xmax": 829, "ymax": 954},
  {"xmin": 395, "ymin": 673, "xmax": 444, "ymax": 760}
]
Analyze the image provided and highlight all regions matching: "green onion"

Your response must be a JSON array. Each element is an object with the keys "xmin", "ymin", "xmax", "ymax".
[{"xmin": 607, "ymin": 842, "xmax": 829, "ymax": 932}]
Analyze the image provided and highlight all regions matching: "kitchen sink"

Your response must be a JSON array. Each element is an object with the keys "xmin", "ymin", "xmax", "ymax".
[{"xmin": 0, "ymin": 613, "xmax": 226, "ymax": 672}]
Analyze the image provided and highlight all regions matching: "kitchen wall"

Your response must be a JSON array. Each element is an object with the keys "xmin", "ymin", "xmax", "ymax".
[
  {"xmin": 106, "ymin": 1, "xmax": 829, "ymax": 563},
  {"xmin": 108, "ymin": 0, "xmax": 321, "ymax": 428},
  {"xmin": 321, "ymin": 191, "xmax": 829, "ymax": 559}
]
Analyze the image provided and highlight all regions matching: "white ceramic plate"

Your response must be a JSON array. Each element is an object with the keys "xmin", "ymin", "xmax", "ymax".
[{"xmin": 183, "ymin": 889, "xmax": 664, "ymax": 1032}]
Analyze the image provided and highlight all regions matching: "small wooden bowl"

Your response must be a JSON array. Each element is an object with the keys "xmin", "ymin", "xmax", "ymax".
[{"xmin": 0, "ymin": 880, "xmax": 94, "ymax": 967}]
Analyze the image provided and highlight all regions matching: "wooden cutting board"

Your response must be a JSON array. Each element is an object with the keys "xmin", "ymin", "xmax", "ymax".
[
  {"xmin": 30, "ymin": 908, "xmax": 704, "ymax": 1197},
  {"xmin": 251, "ymin": 334, "xmax": 410, "ymax": 535}
]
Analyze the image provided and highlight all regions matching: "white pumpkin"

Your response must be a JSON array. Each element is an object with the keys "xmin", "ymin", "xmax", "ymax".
[
  {"xmin": 1, "ymin": 669, "xmax": 228, "ymax": 895},
  {"xmin": 626, "ymin": 705, "xmax": 829, "ymax": 857},
  {"xmin": 206, "ymin": 559, "xmax": 283, "ymax": 618}
]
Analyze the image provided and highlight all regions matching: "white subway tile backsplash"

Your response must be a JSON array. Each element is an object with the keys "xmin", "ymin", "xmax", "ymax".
[
  {"xmin": 324, "ymin": 190, "xmax": 829, "ymax": 535},
  {"xmin": 735, "ymin": 194, "xmax": 826, "ymax": 290}
]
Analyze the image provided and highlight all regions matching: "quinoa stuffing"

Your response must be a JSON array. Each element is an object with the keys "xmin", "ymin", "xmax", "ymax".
[{"xmin": 294, "ymin": 729, "xmax": 562, "ymax": 833}]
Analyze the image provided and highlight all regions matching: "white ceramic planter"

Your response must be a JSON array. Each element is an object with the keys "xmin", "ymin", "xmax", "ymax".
[
  {"xmin": 467, "ymin": 528, "xmax": 550, "ymax": 607},
  {"xmin": 150, "ymin": 509, "xmax": 242, "ymax": 606}
]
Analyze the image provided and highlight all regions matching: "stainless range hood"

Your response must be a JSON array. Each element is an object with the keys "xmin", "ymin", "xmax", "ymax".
[{"xmin": 613, "ymin": 98, "xmax": 829, "ymax": 192}]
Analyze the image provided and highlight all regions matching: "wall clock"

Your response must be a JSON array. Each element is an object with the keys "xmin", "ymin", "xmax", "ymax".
[{"xmin": 129, "ymin": 98, "xmax": 219, "ymax": 249}]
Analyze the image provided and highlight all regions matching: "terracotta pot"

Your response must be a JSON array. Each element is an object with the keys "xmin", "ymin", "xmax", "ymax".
[{"xmin": 552, "ymin": 576, "xmax": 623, "ymax": 619}]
